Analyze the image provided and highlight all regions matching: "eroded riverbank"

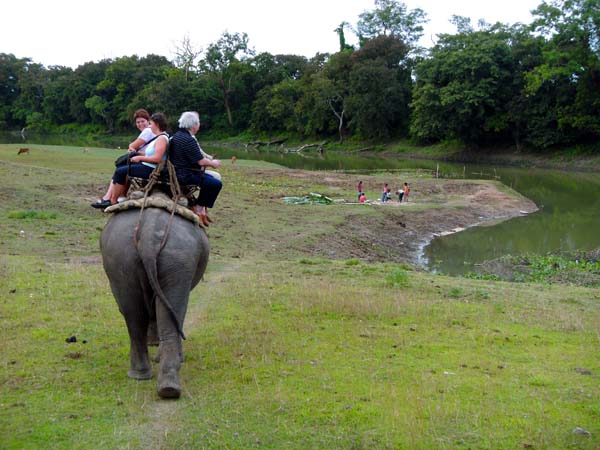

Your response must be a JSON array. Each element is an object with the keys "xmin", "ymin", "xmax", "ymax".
[
  {"xmin": 238, "ymin": 168, "xmax": 538, "ymax": 268},
  {"xmin": 309, "ymin": 179, "xmax": 537, "ymax": 267}
]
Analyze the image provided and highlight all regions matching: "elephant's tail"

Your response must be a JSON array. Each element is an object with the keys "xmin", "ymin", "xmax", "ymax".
[{"xmin": 139, "ymin": 248, "xmax": 187, "ymax": 340}]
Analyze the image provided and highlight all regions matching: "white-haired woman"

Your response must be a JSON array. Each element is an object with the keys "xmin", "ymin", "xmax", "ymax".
[{"xmin": 169, "ymin": 111, "xmax": 222, "ymax": 226}]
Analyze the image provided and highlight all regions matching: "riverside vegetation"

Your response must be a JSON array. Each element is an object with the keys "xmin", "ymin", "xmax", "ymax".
[{"xmin": 0, "ymin": 144, "xmax": 599, "ymax": 449}]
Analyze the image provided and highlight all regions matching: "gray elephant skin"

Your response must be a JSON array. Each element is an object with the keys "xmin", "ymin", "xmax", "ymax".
[{"xmin": 100, "ymin": 207, "xmax": 209, "ymax": 398}]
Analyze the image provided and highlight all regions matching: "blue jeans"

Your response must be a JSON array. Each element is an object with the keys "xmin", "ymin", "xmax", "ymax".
[
  {"xmin": 179, "ymin": 171, "xmax": 223, "ymax": 208},
  {"xmin": 112, "ymin": 163, "xmax": 155, "ymax": 185}
]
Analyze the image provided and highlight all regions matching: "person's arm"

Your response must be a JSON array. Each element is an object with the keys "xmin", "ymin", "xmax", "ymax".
[
  {"xmin": 128, "ymin": 137, "xmax": 147, "ymax": 153},
  {"xmin": 198, "ymin": 157, "xmax": 221, "ymax": 169},
  {"xmin": 131, "ymin": 136, "xmax": 167, "ymax": 163},
  {"xmin": 128, "ymin": 128, "xmax": 154, "ymax": 154}
]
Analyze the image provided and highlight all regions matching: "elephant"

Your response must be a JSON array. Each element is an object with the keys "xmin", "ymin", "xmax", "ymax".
[{"xmin": 100, "ymin": 201, "xmax": 209, "ymax": 399}]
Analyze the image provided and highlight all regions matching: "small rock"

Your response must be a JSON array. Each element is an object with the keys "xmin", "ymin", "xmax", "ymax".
[
  {"xmin": 575, "ymin": 367, "xmax": 591, "ymax": 375},
  {"xmin": 573, "ymin": 427, "xmax": 591, "ymax": 436},
  {"xmin": 65, "ymin": 336, "xmax": 77, "ymax": 343}
]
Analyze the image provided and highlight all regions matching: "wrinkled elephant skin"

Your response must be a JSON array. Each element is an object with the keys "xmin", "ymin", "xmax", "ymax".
[{"xmin": 100, "ymin": 207, "xmax": 209, "ymax": 398}]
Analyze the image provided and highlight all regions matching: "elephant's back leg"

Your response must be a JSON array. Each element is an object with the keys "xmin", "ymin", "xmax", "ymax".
[
  {"xmin": 101, "ymin": 214, "xmax": 154, "ymax": 379},
  {"xmin": 117, "ymin": 283, "xmax": 154, "ymax": 379}
]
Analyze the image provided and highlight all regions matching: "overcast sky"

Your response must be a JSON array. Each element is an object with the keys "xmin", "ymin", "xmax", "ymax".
[{"xmin": 1, "ymin": 0, "xmax": 543, "ymax": 68}]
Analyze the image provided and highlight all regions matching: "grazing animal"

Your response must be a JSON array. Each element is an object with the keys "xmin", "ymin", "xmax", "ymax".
[
  {"xmin": 18, "ymin": 148, "xmax": 30, "ymax": 155},
  {"xmin": 231, "ymin": 156, "xmax": 237, "ymax": 165}
]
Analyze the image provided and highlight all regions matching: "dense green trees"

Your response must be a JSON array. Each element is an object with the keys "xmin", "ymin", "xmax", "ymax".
[
  {"xmin": 411, "ymin": 24, "xmax": 518, "ymax": 146},
  {"xmin": 1, "ymin": 0, "xmax": 598, "ymax": 152},
  {"xmin": 411, "ymin": 0, "xmax": 600, "ymax": 149}
]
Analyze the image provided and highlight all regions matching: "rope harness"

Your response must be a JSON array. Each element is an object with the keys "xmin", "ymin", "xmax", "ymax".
[
  {"xmin": 128, "ymin": 159, "xmax": 199, "ymax": 340},
  {"xmin": 132, "ymin": 159, "xmax": 183, "ymax": 252}
]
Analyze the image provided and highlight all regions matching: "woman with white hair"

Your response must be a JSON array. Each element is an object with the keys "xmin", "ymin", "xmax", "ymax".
[{"xmin": 169, "ymin": 111, "xmax": 222, "ymax": 226}]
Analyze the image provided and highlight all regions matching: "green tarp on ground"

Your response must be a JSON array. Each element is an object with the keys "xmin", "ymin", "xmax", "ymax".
[{"xmin": 283, "ymin": 192, "xmax": 333, "ymax": 205}]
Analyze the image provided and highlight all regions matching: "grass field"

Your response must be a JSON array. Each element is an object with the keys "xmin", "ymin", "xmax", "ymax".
[{"xmin": 1, "ymin": 144, "xmax": 598, "ymax": 449}]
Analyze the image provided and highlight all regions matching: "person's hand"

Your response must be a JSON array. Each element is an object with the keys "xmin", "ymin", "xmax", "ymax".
[
  {"xmin": 211, "ymin": 159, "xmax": 221, "ymax": 168},
  {"xmin": 130, "ymin": 155, "xmax": 142, "ymax": 163}
]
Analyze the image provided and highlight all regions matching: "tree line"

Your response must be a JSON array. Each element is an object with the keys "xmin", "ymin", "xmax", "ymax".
[{"xmin": 1, "ymin": 0, "xmax": 598, "ymax": 151}]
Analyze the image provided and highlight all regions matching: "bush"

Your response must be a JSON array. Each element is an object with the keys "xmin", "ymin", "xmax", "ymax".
[{"xmin": 385, "ymin": 268, "xmax": 409, "ymax": 287}]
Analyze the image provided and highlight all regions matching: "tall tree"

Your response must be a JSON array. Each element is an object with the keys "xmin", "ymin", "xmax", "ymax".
[
  {"xmin": 527, "ymin": 0, "xmax": 600, "ymax": 143},
  {"xmin": 67, "ymin": 60, "xmax": 110, "ymax": 125},
  {"xmin": 41, "ymin": 66, "xmax": 74, "ymax": 127},
  {"xmin": 0, "ymin": 54, "xmax": 33, "ymax": 127},
  {"xmin": 334, "ymin": 22, "xmax": 354, "ymax": 52},
  {"xmin": 198, "ymin": 32, "xmax": 255, "ymax": 128},
  {"xmin": 172, "ymin": 34, "xmax": 202, "ymax": 82},
  {"xmin": 84, "ymin": 55, "xmax": 172, "ymax": 131},
  {"xmin": 410, "ymin": 25, "xmax": 516, "ymax": 146},
  {"xmin": 356, "ymin": 0, "xmax": 428, "ymax": 49},
  {"xmin": 11, "ymin": 61, "xmax": 47, "ymax": 125},
  {"xmin": 347, "ymin": 35, "xmax": 412, "ymax": 139}
]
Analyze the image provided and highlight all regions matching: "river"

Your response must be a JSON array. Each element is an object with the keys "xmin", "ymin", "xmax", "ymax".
[{"xmin": 4, "ymin": 132, "xmax": 600, "ymax": 275}]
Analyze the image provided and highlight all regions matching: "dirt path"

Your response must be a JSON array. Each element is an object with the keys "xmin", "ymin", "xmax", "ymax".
[{"xmin": 137, "ymin": 260, "xmax": 242, "ymax": 449}]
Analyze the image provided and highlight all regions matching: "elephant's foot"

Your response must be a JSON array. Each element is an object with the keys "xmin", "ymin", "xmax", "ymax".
[
  {"xmin": 157, "ymin": 369, "xmax": 181, "ymax": 398},
  {"xmin": 128, "ymin": 367, "xmax": 153, "ymax": 380}
]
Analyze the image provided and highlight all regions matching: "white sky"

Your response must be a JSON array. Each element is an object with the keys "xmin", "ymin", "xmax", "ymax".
[{"xmin": 1, "ymin": 0, "xmax": 543, "ymax": 68}]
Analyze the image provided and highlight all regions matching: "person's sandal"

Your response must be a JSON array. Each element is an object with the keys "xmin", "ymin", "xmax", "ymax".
[
  {"xmin": 91, "ymin": 199, "xmax": 112, "ymax": 209},
  {"xmin": 193, "ymin": 211, "xmax": 209, "ymax": 227}
]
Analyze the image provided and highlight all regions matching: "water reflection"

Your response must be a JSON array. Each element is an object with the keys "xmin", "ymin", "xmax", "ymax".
[{"xmin": 424, "ymin": 169, "xmax": 600, "ymax": 274}]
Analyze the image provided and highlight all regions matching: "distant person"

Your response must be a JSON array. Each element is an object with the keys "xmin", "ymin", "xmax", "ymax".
[
  {"xmin": 359, "ymin": 193, "xmax": 366, "ymax": 203},
  {"xmin": 381, "ymin": 183, "xmax": 391, "ymax": 202},
  {"xmin": 357, "ymin": 180, "xmax": 363, "ymax": 201},
  {"xmin": 396, "ymin": 188, "xmax": 404, "ymax": 202},
  {"xmin": 403, "ymin": 182, "xmax": 410, "ymax": 202}
]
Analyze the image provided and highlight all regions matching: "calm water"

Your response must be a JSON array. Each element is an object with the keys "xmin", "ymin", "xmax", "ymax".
[
  {"xmin": 5, "ymin": 132, "xmax": 599, "ymax": 274},
  {"xmin": 422, "ymin": 168, "xmax": 600, "ymax": 274}
]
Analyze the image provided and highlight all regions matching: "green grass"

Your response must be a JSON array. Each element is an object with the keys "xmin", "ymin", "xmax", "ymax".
[{"xmin": 1, "ymin": 144, "xmax": 599, "ymax": 449}]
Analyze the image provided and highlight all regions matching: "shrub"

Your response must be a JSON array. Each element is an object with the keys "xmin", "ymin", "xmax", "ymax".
[{"xmin": 385, "ymin": 268, "xmax": 409, "ymax": 287}]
